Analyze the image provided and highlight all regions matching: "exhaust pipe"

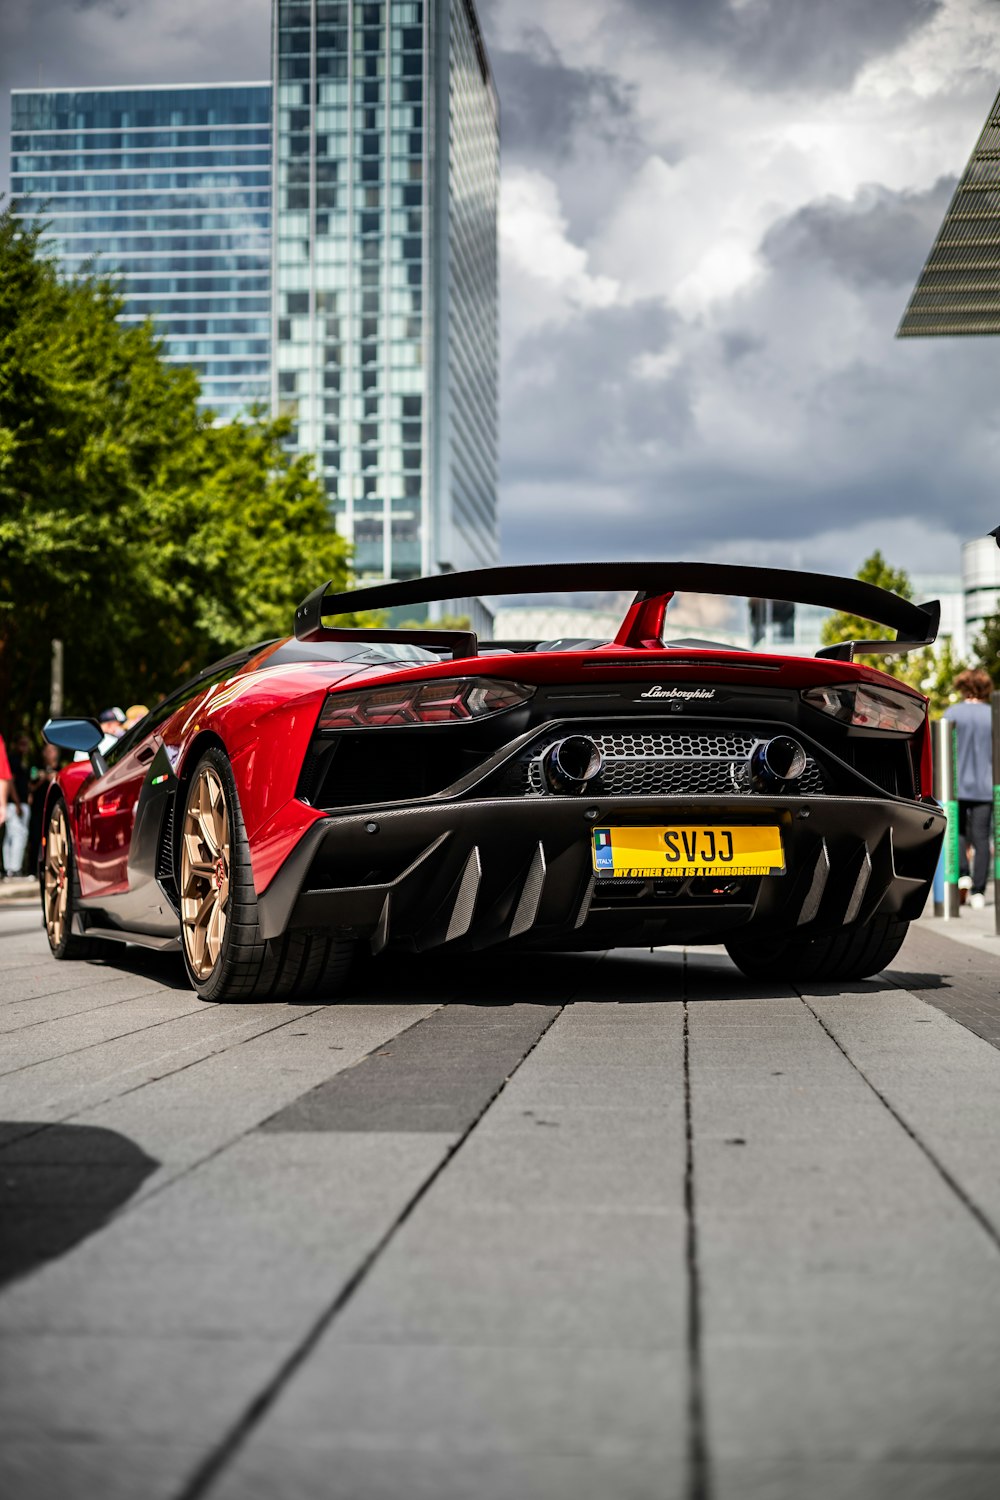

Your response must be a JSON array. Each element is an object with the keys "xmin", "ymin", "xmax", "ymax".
[
  {"xmin": 542, "ymin": 735, "xmax": 604, "ymax": 794},
  {"xmin": 745, "ymin": 735, "xmax": 807, "ymax": 793}
]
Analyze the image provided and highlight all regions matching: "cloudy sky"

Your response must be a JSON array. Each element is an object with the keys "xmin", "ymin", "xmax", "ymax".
[{"xmin": 3, "ymin": 0, "xmax": 1000, "ymax": 582}]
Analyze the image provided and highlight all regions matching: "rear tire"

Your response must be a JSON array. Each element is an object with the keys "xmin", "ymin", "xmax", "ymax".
[
  {"xmin": 41, "ymin": 799, "xmax": 117, "ymax": 961},
  {"xmin": 178, "ymin": 747, "xmax": 354, "ymax": 1002},
  {"xmin": 725, "ymin": 915, "xmax": 909, "ymax": 984}
]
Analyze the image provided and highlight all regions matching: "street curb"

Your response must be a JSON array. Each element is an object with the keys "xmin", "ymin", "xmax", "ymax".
[{"xmin": 0, "ymin": 878, "xmax": 38, "ymax": 904}]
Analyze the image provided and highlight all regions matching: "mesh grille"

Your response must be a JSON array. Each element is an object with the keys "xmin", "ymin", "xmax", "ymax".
[
  {"xmin": 524, "ymin": 731, "xmax": 826, "ymax": 798},
  {"xmin": 593, "ymin": 730, "xmax": 759, "ymax": 759}
]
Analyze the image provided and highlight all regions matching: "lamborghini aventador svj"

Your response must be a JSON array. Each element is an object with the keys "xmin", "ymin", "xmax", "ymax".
[{"xmin": 39, "ymin": 562, "xmax": 945, "ymax": 1000}]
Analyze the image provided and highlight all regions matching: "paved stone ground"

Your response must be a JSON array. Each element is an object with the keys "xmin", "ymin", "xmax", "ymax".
[{"xmin": 2, "ymin": 895, "xmax": 1000, "ymax": 1500}]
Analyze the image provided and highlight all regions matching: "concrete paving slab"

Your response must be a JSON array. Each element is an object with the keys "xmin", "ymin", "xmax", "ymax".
[
  {"xmin": 212, "ymin": 1445, "xmax": 688, "ymax": 1500},
  {"xmin": 0, "ymin": 1441, "xmax": 202, "ymax": 1500},
  {"xmin": 704, "ymin": 1336, "xmax": 1000, "ymax": 1462},
  {"xmin": 0, "ymin": 1332, "xmax": 286, "ymax": 1442},
  {"xmin": 0, "ymin": 961, "xmax": 168, "ymax": 1007},
  {"xmin": 0, "ymin": 981, "xmax": 175, "ymax": 1034},
  {"xmin": 262, "ymin": 1003, "xmax": 558, "ymax": 1133},
  {"xmin": 712, "ymin": 1458, "xmax": 1000, "ymax": 1500},
  {"xmin": 805, "ymin": 984, "xmax": 1000, "ymax": 1231},
  {"xmin": 691, "ymin": 988, "xmax": 1000, "ymax": 1474},
  {"xmin": 0, "ymin": 1132, "xmax": 452, "ymax": 1337},
  {"xmin": 0, "ymin": 1001, "xmax": 326, "ymax": 1121},
  {"xmin": 422, "ymin": 1131, "xmax": 679, "ymax": 1213},
  {"xmin": 74, "ymin": 1002, "xmax": 440, "ymax": 1190},
  {"xmin": 0, "ymin": 991, "xmax": 211, "ymax": 1073},
  {"xmin": 329, "ymin": 1206, "xmax": 682, "ymax": 1351},
  {"xmin": 243, "ymin": 1343, "xmax": 684, "ymax": 1458}
]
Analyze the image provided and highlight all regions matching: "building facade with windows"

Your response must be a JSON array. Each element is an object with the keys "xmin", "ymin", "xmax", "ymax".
[
  {"xmin": 272, "ymin": 0, "xmax": 499, "ymax": 593},
  {"xmin": 10, "ymin": 83, "xmax": 272, "ymax": 421}
]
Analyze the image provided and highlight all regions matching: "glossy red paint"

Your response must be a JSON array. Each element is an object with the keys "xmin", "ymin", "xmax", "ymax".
[
  {"xmin": 613, "ymin": 593, "xmax": 672, "ymax": 649},
  {"xmin": 75, "ymin": 743, "xmax": 157, "ymax": 897}
]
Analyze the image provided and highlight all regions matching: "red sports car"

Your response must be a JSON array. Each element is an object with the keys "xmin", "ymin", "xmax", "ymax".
[{"xmin": 40, "ymin": 563, "xmax": 944, "ymax": 1000}]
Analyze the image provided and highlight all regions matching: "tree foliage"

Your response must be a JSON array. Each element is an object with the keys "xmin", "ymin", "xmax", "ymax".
[
  {"xmin": 0, "ymin": 207, "xmax": 353, "ymax": 728},
  {"xmin": 399, "ymin": 614, "xmax": 472, "ymax": 632},
  {"xmin": 973, "ymin": 611, "xmax": 1000, "ymax": 688},
  {"xmin": 820, "ymin": 549, "xmax": 965, "ymax": 715}
]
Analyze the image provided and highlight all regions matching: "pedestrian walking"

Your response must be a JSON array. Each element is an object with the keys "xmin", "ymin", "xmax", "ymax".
[
  {"xmin": 3, "ymin": 733, "xmax": 33, "ymax": 878},
  {"xmin": 0, "ymin": 730, "xmax": 10, "ymax": 876},
  {"xmin": 944, "ymin": 668, "xmax": 994, "ymax": 910}
]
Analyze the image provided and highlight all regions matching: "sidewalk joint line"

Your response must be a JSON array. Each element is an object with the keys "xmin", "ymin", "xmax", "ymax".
[{"xmin": 683, "ymin": 957, "xmax": 712, "ymax": 1500}]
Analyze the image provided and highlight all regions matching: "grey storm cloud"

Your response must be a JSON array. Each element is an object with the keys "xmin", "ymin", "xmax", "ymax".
[
  {"xmin": 491, "ymin": 28, "xmax": 636, "ymax": 158},
  {"xmin": 613, "ymin": 0, "xmax": 943, "ymax": 92},
  {"xmin": 500, "ymin": 163, "xmax": 1000, "ymax": 569},
  {"xmin": 761, "ymin": 178, "xmax": 958, "ymax": 289},
  {"xmin": 501, "ymin": 299, "xmax": 687, "ymax": 479}
]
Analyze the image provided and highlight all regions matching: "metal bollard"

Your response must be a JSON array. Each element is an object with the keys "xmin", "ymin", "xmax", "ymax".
[
  {"xmin": 932, "ymin": 718, "xmax": 960, "ymax": 919},
  {"xmin": 993, "ymin": 691, "xmax": 1000, "ymax": 936}
]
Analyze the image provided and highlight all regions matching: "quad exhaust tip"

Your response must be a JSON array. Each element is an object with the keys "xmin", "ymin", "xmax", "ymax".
[{"xmin": 542, "ymin": 735, "xmax": 604, "ymax": 794}]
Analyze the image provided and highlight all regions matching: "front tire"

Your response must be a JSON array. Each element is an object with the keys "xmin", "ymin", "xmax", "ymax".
[
  {"xmin": 178, "ymin": 747, "xmax": 354, "ymax": 1002},
  {"xmin": 41, "ymin": 799, "xmax": 115, "ymax": 961},
  {"xmin": 725, "ymin": 915, "xmax": 909, "ymax": 984}
]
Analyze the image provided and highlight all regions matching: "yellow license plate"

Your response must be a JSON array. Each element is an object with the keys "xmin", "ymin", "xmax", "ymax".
[{"xmin": 592, "ymin": 825, "xmax": 785, "ymax": 878}]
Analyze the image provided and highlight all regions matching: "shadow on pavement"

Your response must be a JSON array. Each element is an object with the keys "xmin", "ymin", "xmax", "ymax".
[
  {"xmin": 77, "ymin": 943, "xmax": 192, "ymax": 992},
  {"xmin": 0, "ymin": 1124, "xmax": 159, "ymax": 1290},
  {"xmin": 340, "ymin": 946, "xmax": 689, "ymax": 1007}
]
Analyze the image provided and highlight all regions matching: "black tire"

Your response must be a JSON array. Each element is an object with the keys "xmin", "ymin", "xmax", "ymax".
[
  {"xmin": 725, "ymin": 915, "xmax": 909, "ymax": 984},
  {"xmin": 178, "ymin": 746, "xmax": 355, "ymax": 1002},
  {"xmin": 41, "ymin": 798, "xmax": 117, "ymax": 962}
]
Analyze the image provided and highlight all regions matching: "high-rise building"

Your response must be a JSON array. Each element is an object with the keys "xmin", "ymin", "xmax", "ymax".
[
  {"xmin": 272, "ymin": 0, "xmax": 499, "ymax": 591},
  {"xmin": 10, "ymin": 83, "xmax": 272, "ymax": 421},
  {"xmin": 898, "ymin": 85, "xmax": 1000, "ymax": 337}
]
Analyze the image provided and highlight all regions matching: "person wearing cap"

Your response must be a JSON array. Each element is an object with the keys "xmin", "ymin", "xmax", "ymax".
[
  {"xmin": 124, "ymin": 705, "xmax": 149, "ymax": 732},
  {"xmin": 944, "ymin": 668, "xmax": 994, "ymax": 910},
  {"xmin": 73, "ymin": 708, "xmax": 126, "ymax": 763}
]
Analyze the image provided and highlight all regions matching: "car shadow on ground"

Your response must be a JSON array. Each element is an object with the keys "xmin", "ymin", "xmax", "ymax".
[
  {"xmin": 0, "ymin": 1123, "xmax": 159, "ymax": 1289},
  {"xmin": 52, "ymin": 941, "xmax": 949, "ymax": 1007}
]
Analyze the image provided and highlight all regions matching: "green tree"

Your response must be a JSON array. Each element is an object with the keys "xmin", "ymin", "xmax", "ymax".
[
  {"xmin": 974, "ymin": 611, "xmax": 1000, "ymax": 688},
  {"xmin": 820, "ymin": 550, "xmax": 965, "ymax": 713},
  {"xmin": 398, "ymin": 614, "xmax": 472, "ymax": 632},
  {"xmin": 0, "ymin": 207, "xmax": 353, "ymax": 727}
]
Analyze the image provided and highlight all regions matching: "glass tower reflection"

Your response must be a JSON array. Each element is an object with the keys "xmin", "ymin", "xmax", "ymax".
[
  {"xmin": 10, "ymin": 84, "xmax": 271, "ymax": 422},
  {"xmin": 272, "ymin": 0, "xmax": 498, "ymax": 587}
]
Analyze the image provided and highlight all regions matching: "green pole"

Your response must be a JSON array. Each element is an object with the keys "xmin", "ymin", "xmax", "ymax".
[
  {"xmin": 993, "ymin": 691, "xmax": 1000, "ymax": 936},
  {"xmin": 933, "ymin": 717, "xmax": 960, "ymax": 919}
]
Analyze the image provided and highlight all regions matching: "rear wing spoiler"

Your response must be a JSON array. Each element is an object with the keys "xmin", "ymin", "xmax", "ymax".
[{"xmin": 294, "ymin": 562, "xmax": 940, "ymax": 661}]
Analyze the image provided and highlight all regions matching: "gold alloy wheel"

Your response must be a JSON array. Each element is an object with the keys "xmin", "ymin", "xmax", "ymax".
[
  {"xmin": 44, "ymin": 802, "xmax": 71, "ymax": 949},
  {"xmin": 180, "ymin": 765, "xmax": 231, "ymax": 980}
]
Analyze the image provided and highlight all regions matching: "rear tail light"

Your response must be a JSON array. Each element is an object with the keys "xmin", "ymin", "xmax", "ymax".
[
  {"xmin": 802, "ymin": 683, "xmax": 926, "ymax": 734},
  {"xmin": 318, "ymin": 677, "xmax": 535, "ymax": 730}
]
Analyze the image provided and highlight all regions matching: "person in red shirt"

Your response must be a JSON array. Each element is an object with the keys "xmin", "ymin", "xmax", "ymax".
[{"xmin": 0, "ymin": 733, "xmax": 11, "ymax": 874}]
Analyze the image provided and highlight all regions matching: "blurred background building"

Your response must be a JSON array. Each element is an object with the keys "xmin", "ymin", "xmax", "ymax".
[
  {"xmin": 271, "ymin": 0, "xmax": 499, "ymax": 609},
  {"xmin": 10, "ymin": 83, "xmax": 272, "ymax": 421}
]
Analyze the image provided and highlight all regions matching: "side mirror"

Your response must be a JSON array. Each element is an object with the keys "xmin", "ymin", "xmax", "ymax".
[{"xmin": 43, "ymin": 718, "xmax": 108, "ymax": 777}]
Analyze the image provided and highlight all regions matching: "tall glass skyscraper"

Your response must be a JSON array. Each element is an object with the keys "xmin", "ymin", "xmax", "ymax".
[
  {"xmin": 10, "ymin": 83, "xmax": 272, "ymax": 421},
  {"xmin": 272, "ymin": 0, "xmax": 499, "ymax": 586}
]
